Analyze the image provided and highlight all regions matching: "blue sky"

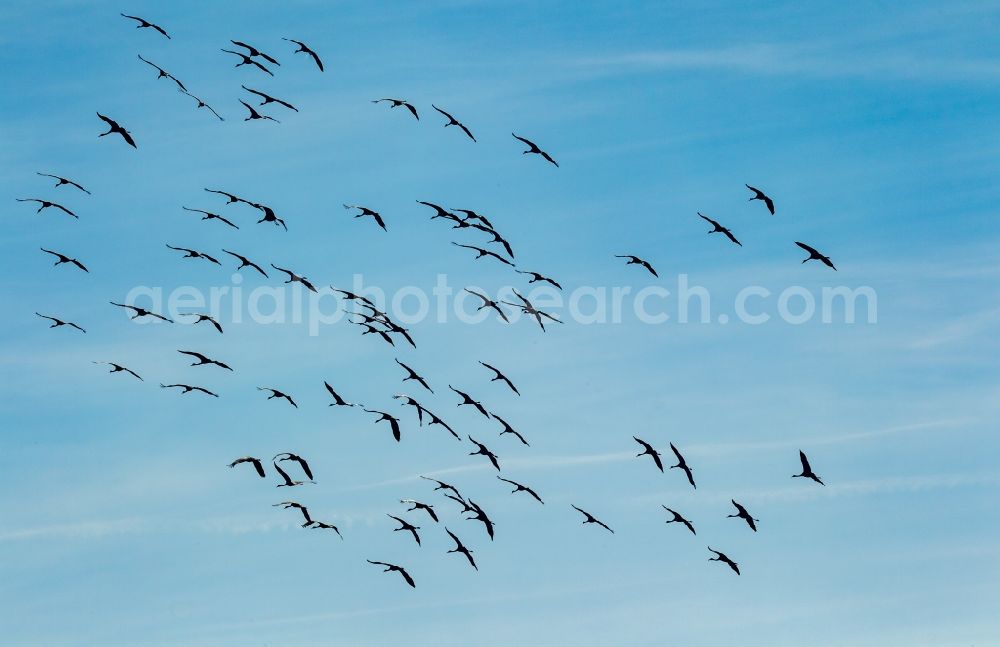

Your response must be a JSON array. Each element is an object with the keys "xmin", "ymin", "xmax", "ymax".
[{"xmin": 2, "ymin": 1, "xmax": 999, "ymax": 645}]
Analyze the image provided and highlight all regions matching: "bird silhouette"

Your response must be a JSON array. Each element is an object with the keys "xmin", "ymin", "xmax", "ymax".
[
  {"xmin": 324, "ymin": 381, "xmax": 358, "ymax": 407},
  {"xmin": 204, "ymin": 188, "xmax": 253, "ymax": 205},
  {"xmin": 395, "ymin": 359, "xmax": 433, "ymax": 393},
  {"xmin": 92, "ymin": 361, "xmax": 141, "ymax": 380},
  {"xmin": 283, "ymin": 37, "xmax": 323, "ymax": 71},
  {"xmin": 492, "ymin": 413, "xmax": 529, "ymax": 446},
  {"xmin": 451, "ymin": 208, "xmax": 495, "ymax": 229},
  {"xmin": 387, "ymin": 514, "xmax": 421, "ymax": 545},
  {"xmin": 420, "ymin": 476, "xmax": 463, "ymax": 499},
  {"xmin": 274, "ymin": 452, "xmax": 314, "ymax": 481},
  {"xmin": 252, "ymin": 202, "xmax": 287, "ymax": 231},
  {"xmin": 515, "ymin": 269, "xmax": 562, "ymax": 290},
  {"xmin": 304, "ymin": 520, "xmax": 343, "ymax": 538},
  {"xmin": 271, "ymin": 264, "xmax": 317, "ymax": 292},
  {"xmin": 166, "ymin": 244, "xmax": 221, "ymax": 265},
  {"xmin": 431, "ymin": 105, "xmax": 475, "ymax": 141},
  {"xmin": 446, "ymin": 493, "xmax": 477, "ymax": 515},
  {"xmin": 229, "ymin": 456, "xmax": 266, "ymax": 478},
  {"xmin": 239, "ymin": 99, "xmax": 279, "ymax": 123},
  {"xmin": 793, "ymin": 450, "xmax": 825, "ymax": 485},
  {"xmin": 178, "ymin": 350, "xmax": 232, "ymax": 371},
  {"xmin": 746, "ymin": 184, "xmax": 775, "ymax": 215},
  {"xmin": 231, "ymin": 40, "xmax": 280, "ymax": 66},
  {"xmin": 242, "ymin": 85, "xmax": 298, "ymax": 112},
  {"xmin": 182, "ymin": 207, "xmax": 238, "ymax": 229},
  {"xmin": 669, "ymin": 443, "xmax": 696, "ymax": 489},
  {"xmin": 502, "ymin": 289, "xmax": 562, "ymax": 331},
  {"xmin": 350, "ymin": 321, "xmax": 396, "ymax": 347},
  {"xmin": 183, "ymin": 312, "xmax": 223, "ymax": 333},
  {"xmin": 615, "ymin": 254, "xmax": 657, "ymax": 277},
  {"xmin": 258, "ymin": 387, "xmax": 297, "ymax": 408},
  {"xmin": 136, "ymin": 54, "xmax": 186, "ymax": 91},
  {"xmin": 633, "ymin": 436, "xmax": 663, "ymax": 472},
  {"xmin": 426, "ymin": 409, "xmax": 460, "ymax": 440},
  {"xmin": 512, "ymin": 133, "xmax": 558, "ymax": 166},
  {"xmin": 273, "ymin": 501, "xmax": 312, "ymax": 524},
  {"xmin": 17, "ymin": 198, "xmax": 76, "ymax": 218},
  {"xmin": 343, "ymin": 204, "xmax": 387, "ymax": 231},
  {"xmin": 572, "ymin": 505, "xmax": 614, "ymax": 533},
  {"xmin": 449, "ymin": 385, "xmax": 490, "ymax": 417},
  {"xmin": 497, "ymin": 476, "xmax": 543, "ymax": 504},
  {"xmin": 400, "ymin": 499, "xmax": 438, "ymax": 522},
  {"xmin": 363, "ymin": 409, "xmax": 402, "ymax": 441},
  {"xmin": 160, "ymin": 383, "xmax": 218, "ymax": 397},
  {"xmin": 366, "ymin": 560, "xmax": 415, "ymax": 588},
  {"xmin": 180, "ymin": 90, "xmax": 224, "ymax": 121},
  {"xmin": 444, "ymin": 527, "xmax": 477, "ymax": 570},
  {"xmin": 221, "ymin": 49, "xmax": 274, "ymax": 75},
  {"xmin": 36, "ymin": 313, "xmax": 85, "ymax": 333},
  {"xmin": 416, "ymin": 200, "xmax": 458, "ymax": 222},
  {"xmin": 372, "ymin": 98, "xmax": 418, "ymax": 120},
  {"xmin": 468, "ymin": 436, "xmax": 501, "ymax": 471},
  {"xmin": 272, "ymin": 460, "xmax": 313, "ymax": 487},
  {"xmin": 470, "ymin": 224, "xmax": 514, "ymax": 259},
  {"xmin": 478, "ymin": 361, "xmax": 519, "ymax": 395},
  {"xmin": 708, "ymin": 547, "xmax": 740, "ymax": 575},
  {"xmin": 37, "ymin": 172, "xmax": 89, "ymax": 194},
  {"xmin": 698, "ymin": 213, "xmax": 741, "ymax": 246},
  {"xmin": 465, "ymin": 500, "xmax": 496, "ymax": 541},
  {"xmin": 110, "ymin": 301, "xmax": 173, "ymax": 322},
  {"xmin": 727, "ymin": 500, "xmax": 759, "ymax": 532},
  {"xmin": 221, "ymin": 249, "xmax": 267, "ymax": 276},
  {"xmin": 40, "ymin": 248, "xmax": 88, "ymax": 272},
  {"xmin": 662, "ymin": 506, "xmax": 696, "ymax": 535},
  {"xmin": 120, "ymin": 13, "xmax": 169, "ymax": 38},
  {"xmin": 795, "ymin": 242, "xmax": 837, "ymax": 270},
  {"xmin": 96, "ymin": 113, "xmax": 136, "ymax": 148},
  {"xmin": 452, "ymin": 242, "xmax": 513, "ymax": 266},
  {"xmin": 464, "ymin": 289, "xmax": 510, "ymax": 323}
]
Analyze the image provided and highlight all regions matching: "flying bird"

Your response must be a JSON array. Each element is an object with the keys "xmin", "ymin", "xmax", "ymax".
[
  {"xmin": 698, "ymin": 213, "xmax": 741, "ymax": 246},
  {"xmin": 478, "ymin": 361, "xmax": 519, "ymax": 395},
  {"xmin": 633, "ymin": 436, "xmax": 664, "ymax": 472},
  {"xmin": 272, "ymin": 460, "xmax": 312, "ymax": 487},
  {"xmin": 662, "ymin": 506, "xmax": 696, "ymax": 535},
  {"xmin": 572, "ymin": 505, "xmax": 614, "ymax": 534},
  {"xmin": 366, "ymin": 560, "xmax": 415, "ymax": 588},
  {"xmin": 515, "ymin": 269, "xmax": 562, "ymax": 290},
  {"xmin": 182, "ymin": 206, "xmax": 238, "ymax": 229},
  {"xmin": 451, "ymin": 242, "xmax": 513, "ymax": 266},
  {"xmin": 221, "ymin": 49, "xmax": 274, "ymax": 76},
  {"xmin": 160, "ymin": 383, "xmax": 218, "ymax": 397},
  {"xmin": 229, "ymin": 456, "xmax": 266, "ymax": 478},
  {"xmin": 419, "ymin": 475, "xmax": 462, "ymax": 499},
  {"xmin": 136, "ymin": 54, "xmax": 186, "ymax": 91},
  {"xmin": 727, "ymin": 500, "xmax": 759, "ymax": 532},
  {"xmin": 271, "ymin": 264, "xmax": 317, "ymax": 292},
  {"xmin": 512, "ymin": 133, "xmax": 558, "ymax": 166},
  {"xmin": 395, "ymin": 359, "xmax": 433, "ymax": 393},
  {"xmin": 470, "ymin": 224, "xmax": 514, "ymax": 259},
  {"xmin": 239, "ymin": 99, "xmax": 279, "ymax": 123},
  {"xmin": 444, "ymin": 527, "xmax": 477, "ymax": 570},
  {"xmin": 120, "ymin": 13, "xmax": 169, "ymax": 38},
  {"xmin": 708, "ymin": 547, "xmax": 740, "ymax": 575},
  {"xmin": 615, "ymin": 254, "xmax": 657, "ymax": 277},
  {"xmin": 273, "ymin": 501, "xmax": 312, "ymax": 524},
  {"xmin": 230, "ymin": 40, "xmax": 280, "ymax": 66},
  {"xmin": 449, "ymin": 385, "xmax": 490, "ymax": 418},
  {"xmin": 451, "ymin": 208, "xmax": 494, "ymax": 229},
  {"xmin": 465, "ymin": 500, "xmax": 495, "ymax": 541},
  {"xmin": 92, "ymin": 361, "xmax": 141, "ymax": 380},
  {"xmin": 110, "ymin": 301, "xmax": 173, "ymax": 322},
  {"xmin": 363, "ymin": 409, "xmax": 402, "ymax": 442},
  {"xmin": 387, "ymin": 514, "xmax": 421, "ymax": 546},
  {"xmin": 274, "ymin": 452, "xmax": 314, "ymax": 481},
  {"xmin": 37, "ymin": 172, "xmax": 89, "ymax": 194},
  {"xmin": 183, "ymin": 312, "xmax": 222, "ymax": 333},
  {"xmin": 204, "ymin": 188, "xmax": 253, "ymax": 205},
  {"xmin": 464, "ymin": 289, "xmax": 510, "ymax": 323},
  {"xmin": 40, "ymin": 248, "xmax": 88, "ymax": 272},
  {"xmin": 372, "ymin": 98, "xmax": 418, "ymax": 120},
  {"xmin": 426, "ymin": 410, "xmax": 460, "ymax": 440},
  {"xmin": 96, "ymin": 113, "xmax": 136, "ymax": 148},
  {"xmin": 324, "ymin": 381, "xmax": 357, "ymax": 407},
  {"xmin": 283, "ymin": 37, "xmax": 323, "ymax": 71},
  {"xmin": 343, "ymin": 204, "xmax": 387, "ymax": 231},
  {"xmin": 492, "ymin": 413, "xmax": 529, "ymax": 446},
  {"xmin": 795, "ymin": 242, "xmax": 837, "ymax": 270},
  {"xmin": 166, "ymin": 244, "xmax": 221, "ymax": 265},
  {"xmin": 497, "ymin": 476, "xmax": 543, "ymax": 504},
  {"xmin": 221, "ymin": 249, "xmax": 267, "ymax": 276},
  {"xmin": 241, "ymin": 85, "xmax": 298, "ymax": 112},
  {"xmin": 304, "ymin": 520, "xmax": 343, "ymax": 538},
  {"xmin": 746, "ymin": 184, "xmax": 775, "ymax": 215},
  {"xmin": 17, "ymin": 198, "xmax": 76, "ymax": 218},
  {"xmin": 431, "ymin": 105, "xmax": 475, "ymax": 141},
  {"xmin": 400, "ymin": 499, "xmax": 438, "ymax": 522},
  {"xmin": 793, "ymin": 450, "xmax": 825, "ymax": 485},
  {"xmin": 178, "ymin": 350, "xmax": 232, "ymax": 371},
  {"xmin": 416, "ymin": 200, "xmax": 458, "ymax": 222},
  {"xmin": 669, "ymin": 443, "xmax": 696, "ymax": 489},
  {"xmin": 468, "ymin": 436, "xmax": 501, "ymax": 471},
  {"xmin": 180, "ymin": 90, "xmax": 224, "ymax": 121},
  {"xmin": 252, "ymin": 203, "xmax": 287, "ymax": 231},
  {"xmin": 258, "ymin": 387, "xmax": 297, "ymax": 408},
  {"xmin": 502, "ymin": 289, "xmax": 562, "ymax": 331}
]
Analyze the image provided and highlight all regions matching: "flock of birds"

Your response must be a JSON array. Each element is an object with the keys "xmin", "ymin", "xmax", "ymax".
[{"xmin": 25, "ymin": 12, "xmax": 837, "ymax": 588}]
